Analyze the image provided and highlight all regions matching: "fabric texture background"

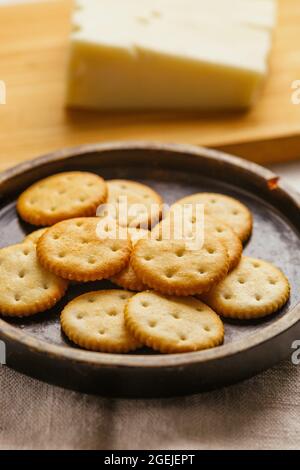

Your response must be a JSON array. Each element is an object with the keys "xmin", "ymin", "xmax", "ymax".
[{"xmin": 1, "ymin": 359, "xmax": 300, "ymax": 450}]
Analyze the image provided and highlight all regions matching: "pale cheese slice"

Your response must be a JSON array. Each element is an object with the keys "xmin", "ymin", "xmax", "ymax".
[{"xmin": 67, "ymin": 0, "xmax": 275, "ymax": 110}]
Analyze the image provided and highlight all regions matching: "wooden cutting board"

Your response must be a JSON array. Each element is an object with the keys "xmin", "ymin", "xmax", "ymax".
[{"xmin": 0, "ymin": 0, "xmax": 300, "ymax": 171}]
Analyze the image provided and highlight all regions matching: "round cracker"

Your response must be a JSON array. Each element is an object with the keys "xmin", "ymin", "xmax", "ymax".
[
  {"xmin": 102, "ymin": 179, "xmax": 162, "ymax": 228},
  {"xmin": 125, "ymin": 291, "xmax": 224, "ymax": 353},
  {"xmin": 204, "ymin": 218, "xmax": 243, "ymax": 271},
  {"xmin": 131, "ymin": 236, "xmax": 229, "ymax": 296},
  {"xmin": 173, "ymin": 193, "xmax": 252, "ymax": 243},
  {"xmin": 0, "ymin": 242, "xmax": 68, "ymax": 317},
  {"xmin": 61, "ymin": 290, "xmax": 141, "ymax": 353},
  {"xmin": 37, "ymin": 217, "xmax": 132, "ymax": 282},
  {"xmin": 110, "ymin": 227, "xmax": 149, "ymax": 291},
  {"xmin": 17, "ymin": 171, "xmax": 107, "ymax": 226},
  {"xmin": 24, "ymin": 228, "xmax": 48, "ymax": 244},
  {"xmin": 153, "ymin": 212, "xmax": 242, "ymax": 271},
  {"xmin": 202, "ymin": 256, "xmax": 290, "ymax": 319},
  {"xmin": 110, "ymin": 264, "xmax": 146, "ymax": 292}
]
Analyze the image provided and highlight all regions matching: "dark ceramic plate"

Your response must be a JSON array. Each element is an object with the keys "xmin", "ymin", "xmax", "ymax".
[{"xmin": 0, "ymin": 142, "xmax": 300, "ymax": 398}]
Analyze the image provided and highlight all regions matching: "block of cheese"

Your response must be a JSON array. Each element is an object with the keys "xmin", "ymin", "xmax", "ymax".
[
  {"xmin": 67, "ymin": 0, "xmax": 277, "ymax": 110},
  {"xmin": 75, "ymin": 0, "xmax": 277, "ymax": 32},
  {"xmin": 156, "ymin": 0, "xmax": 277, "ymax": 31}
]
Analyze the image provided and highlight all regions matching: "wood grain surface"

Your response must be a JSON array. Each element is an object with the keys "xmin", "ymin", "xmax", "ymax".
[{"xmin": 0, "ymin": 0, "xmax": 300, "ymax": 170}]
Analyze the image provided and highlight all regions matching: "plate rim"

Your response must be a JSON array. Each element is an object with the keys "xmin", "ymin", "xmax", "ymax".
[{"xmin": 0, "ymin": 141, "xmax": 300, "ymax": 370}]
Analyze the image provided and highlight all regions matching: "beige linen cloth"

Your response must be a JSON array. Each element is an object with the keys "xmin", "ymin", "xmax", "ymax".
[{"xmin": 1, "ymin": 359, "xmax": 300, "ymax": 450}]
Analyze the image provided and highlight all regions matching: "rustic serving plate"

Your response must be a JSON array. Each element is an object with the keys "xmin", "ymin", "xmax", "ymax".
[{"xmin": 0, "ymin": 142, "xmax": 300, "ymax": 398}]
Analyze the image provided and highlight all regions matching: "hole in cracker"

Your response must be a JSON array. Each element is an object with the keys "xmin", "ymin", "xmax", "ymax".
[
  {"xmin": 179, "ymin": 334, "xmax": 187, "ymax": 341},
  {"xmin": 141, "ymin": 301, "xmax": 149, "ymax": 308},
  {"xmin": 144, "ymin": 255, "xmax": 153, "ymax": 261},
  {"xmin": 198, "ymin": 268, "xmax": 206, "ymax": 275},
  {"xmin": 23, "ymin": 248, "xmax": 30, "ymax": 256},
  {"xmin": 255, "ymin": 294, "xmax": 262, "ymax": 301},
  {"xmin": 252, "ymin": 262, "xmax": 260, "ymax": 268},
  {"xmin": 176, "ymin": 249, "xmax": 185, "ymax": 258},
  {"xmin": 165, "ymin": 269, "xmax": 176, "ymax": 279},
  {"xmin": 53, "ymin": 234, "xmax": 60, "ymax": 240},
  {"xmin": 143, "ymin": 194, "xmax": 150, "ymax": 199},
  {"xmin": 172, "ymin": 312, "xmax": 180, "ymax": 319},
  {"xmin": 18, "ymin": 270, "xmax": 25, "ymax": 279},
  {"xmin": 196, "ymin": 307, "xmax": 203, "ymax": 312},
  {"xmin": 207, "ymin": 247, "xmax": 215, "ymax": 255},
  {"xmin": 148, "ymin": 320, "xmax": 157, "ymax": 328},
  {"xmin": 79, "ymin": 196, "xmax": 86, "ymax": 202},
  {"xmin": 107, "ymin": 309, "xmax": 117, "ymax": 316},
  {"xmin": 223, "ymin": 293, "xmax": 232, "ymax": 300},
  {"xmin": 204, "ymin": 326, "xmax": 211, "ymax": 332},
  {"xmin": 119, "ymin": 294, "xmax": 127, "ymax": 300},
  {"xmin": 110, "ymin": 245, "xmax": 119, "ymax": 252},
  {"xmin": 210, "ymin": 199, "xmax": 217, "ymax": 204},
  {"xmin": 88, "ymin": 298, "xmax": 95, "ymax": 303},
  {"xmin": 14, "ymin": 294, "xmax": 21, "ymax": 302},
  {"xmin": 120, "ymin": 184, "xmax": 127, "ymax": 190},
  {"xmin": 232, "ymin": 210, "xmax": 239, "ymax": 216},
  {"xmin": 98, "ymin": 329, "xmax": 105, "ymax": 335},
  {"xmin": 216, "ymin": 227, "xmax": 223, "ymax": 233},
  {"xmin": 77, "ymin": 313, "xmax": 84, "ymax": 319},
  {"xmin": 238, "ymin": 278, "xmax": 246, "ymax": 284},
  {"xmin": 87, "ymin": 182, "xmax": 94, "ymax": 187},
  {"xmin": 88, "ymin": 257, "xmax": 96, "ymax": 265},
  {"xmin": 50, "ymin": 207, "xmax": 57, "ymax": 212},
  {"xmin": 81, "ymin": 238, "xmax": 88, "ymax": 244},
  {"xmin": 269, "ymin": 278, "xmax": 277, "ymax": 285},
  {"xmin": 76, "ymin": 221, "xmax": 83, "ymax": 227},
  {"xmin": 43, "ymin": 284, "xmax": 49, "ymax": 290},
  {"xmin": 58, "ymin": 252, "xmax": 66, "ymax": 258}
]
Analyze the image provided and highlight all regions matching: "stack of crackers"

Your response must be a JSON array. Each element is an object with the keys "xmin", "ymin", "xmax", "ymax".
[{"xmin": 0, "ymin": 171, "xmax": 290, "ymax": 354}]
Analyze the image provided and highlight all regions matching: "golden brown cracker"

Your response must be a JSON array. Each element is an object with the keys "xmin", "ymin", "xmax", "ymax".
[
  {"xmin": 173, "ymin": 193, "xmax": 252, "ymax": 242},
  {"xmin": 17, "ymin": 171, "xmax": 107, "ymax": 226},
  {"xmin": 125, "ymin": 291, "xmax": 224, "ymax": 353},
  {"xmin": 202, "ymin": 256, "xmax": 290, "ymax": 319},
  {"xmin": 61, "ymin": 290, "xmax": 141, "ymax": 353},
  {"xmin": 37, "ymin": 217, "xmax": 131, "ymax": 282},
  {"xmin": 103, "ymin": 179, "xmax": 162, "ymax": 228},
  {"xmin": 0, "ymin": 242, "xmax": 68, "ymax": 317},
  {"xmin": 131, "ymin": 235, "xmax": 229, "ymax": 296}
]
